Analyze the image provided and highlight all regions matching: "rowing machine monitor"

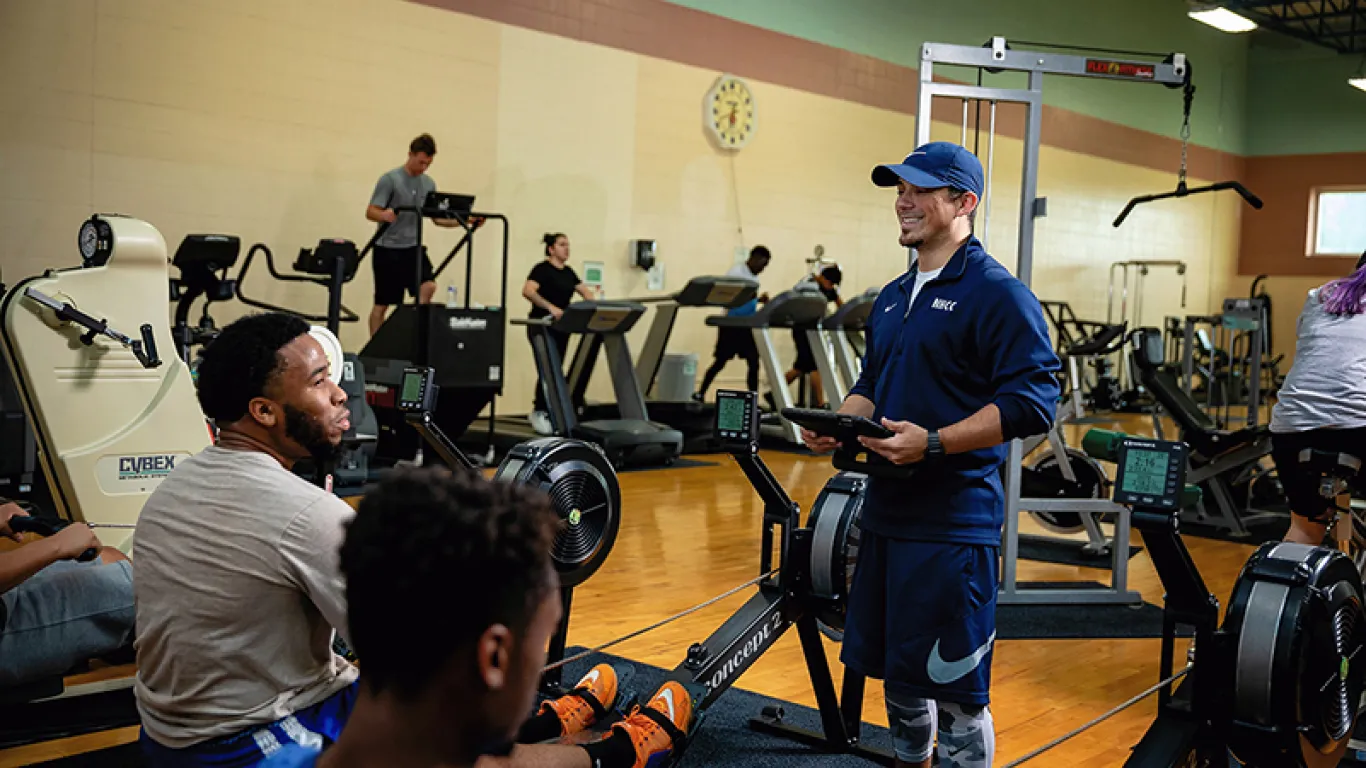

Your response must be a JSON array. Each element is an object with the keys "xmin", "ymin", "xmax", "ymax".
[
  {"xmin": 397, "ymin": 367, "xmax": 438, "ymax": 416},
  {"xmin": 714, "ymin": 389, "xmax": 760, "ymax": 452},
  {"xmin": 396, "ymin": 366, "xmax": 474, "ymax": 471},
  {"xmin": 1113, "ymin": 438, "xmax": 1187, "ymax": 511}
]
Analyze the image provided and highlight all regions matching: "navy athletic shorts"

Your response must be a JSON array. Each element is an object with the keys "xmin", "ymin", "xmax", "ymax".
[
  {"xmin": 139, "ymin": 681, "xmax": 359, "ymax": 767},
  {"xmin": 840, "ymin": 534, "xmax": 998, "ymax": 706}
]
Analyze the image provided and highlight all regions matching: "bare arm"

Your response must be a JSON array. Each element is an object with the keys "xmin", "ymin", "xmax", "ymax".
[
  {"xmin": 838, "ymin": 394, "xmax": 875, "ymax": 418},
  {"xmin": 0, "ymin": 525, "xmax": 101, "ymax": 594},
  {"xmin": 861, "ymin": 399, "xmax": 1007, "ymax": 465},
  {"xmin": 365, "ymin": 205, "xmax": 396, "ymax": 224},
  {"xmin": 940, "ymin": 403, "xmax": 1004, "ymax": 455},
  {"xmin": 522, "ymin": 280, "xmax": 563, "ymax": 318},
  {"xmin": 575, "ymin": 283, "xmax": 599, "ymax": 300}
]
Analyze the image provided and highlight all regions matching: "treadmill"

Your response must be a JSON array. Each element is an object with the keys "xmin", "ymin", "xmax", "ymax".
[
  {"xmin": 809, "ymin": 287, "xmax": 878, "ymax": 404},
  {"xmin": 515, "ymin": 301, "xmax": 683, "ymax": 469},
  {"xmin": 575, "ymin": 275, "xmax": 758, "ymax": 452},
  {"xmin": 706, "ymin": 289, "xmax": 829, "ymax": 444}
]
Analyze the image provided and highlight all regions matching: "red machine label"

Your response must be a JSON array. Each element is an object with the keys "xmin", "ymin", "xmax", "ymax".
[{"xmin": 1085, "ymin": 59, "xmax": 1156, "ymax": 79}]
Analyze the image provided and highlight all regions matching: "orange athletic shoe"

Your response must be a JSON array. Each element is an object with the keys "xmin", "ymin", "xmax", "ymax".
[
  {"xmin": 540, "ymin": 664, "xmax": 619, "ymax": 736},
  {"xmin": 612, "ymin": 681, "xmax": 694, "ymax": 768}
]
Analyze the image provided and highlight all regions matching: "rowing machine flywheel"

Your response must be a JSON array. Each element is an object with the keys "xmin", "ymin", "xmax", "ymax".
[
  {"xmin": 1223, "ymin": 541, "xmax": 1366, "ymax": 768},
  {"xmin": 1024, "ymin": 447, "xmax": 1110, "ymax": 534},
  {"xmin": 806, "ymin": 471, "xmax": 866, "ymax": 636},
  {"xmin": 494, "ymin": 438, "xmax": 621, "ymax": 588}
]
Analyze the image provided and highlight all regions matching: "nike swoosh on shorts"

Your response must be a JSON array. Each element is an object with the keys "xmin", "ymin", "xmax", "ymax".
[{"xmin": 926, "ymin": 631, "xmax": 996, "ymax": 685}]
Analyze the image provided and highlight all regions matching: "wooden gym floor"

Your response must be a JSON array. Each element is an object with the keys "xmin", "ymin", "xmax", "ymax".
[{"xmin": 0, "ymin": 413, "xmax": 1265, "ymax": 767}]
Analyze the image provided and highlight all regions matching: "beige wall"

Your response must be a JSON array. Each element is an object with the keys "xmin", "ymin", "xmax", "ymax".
[{"xmin": 0, "ymin": 0, "xmax": 1245, "ymax": 416}]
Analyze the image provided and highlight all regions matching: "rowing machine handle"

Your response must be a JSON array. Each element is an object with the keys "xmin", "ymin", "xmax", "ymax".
[{"xmin": 7, "ymin": 516, "xmax": 101, "ymax": 562}]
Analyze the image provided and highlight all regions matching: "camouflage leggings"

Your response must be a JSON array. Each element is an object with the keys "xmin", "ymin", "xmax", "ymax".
[{"xmin": 885, "ymin": 694, "xmax": 995, "ymax": 767}]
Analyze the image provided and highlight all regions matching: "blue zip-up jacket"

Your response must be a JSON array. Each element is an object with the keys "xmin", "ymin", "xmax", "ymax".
[{"xmin": 850, "ymin": 237, "xmax": 1060, "ymax": 545}]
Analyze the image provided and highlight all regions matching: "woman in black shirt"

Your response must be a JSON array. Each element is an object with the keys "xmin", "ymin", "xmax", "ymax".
[{"xmin": 522, "ymin": 233, "xmax": 598, "ymax": 434}]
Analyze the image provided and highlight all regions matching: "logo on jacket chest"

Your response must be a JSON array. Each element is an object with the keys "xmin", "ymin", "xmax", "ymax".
[{"xmin": 931, "ymin": 298, "xmax": 958, "ymax": 312}]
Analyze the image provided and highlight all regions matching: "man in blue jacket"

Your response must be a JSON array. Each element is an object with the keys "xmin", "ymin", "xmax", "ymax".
[{"xmin": 803, "ymin": 142, "xmax": 1059, "ymax": 768}]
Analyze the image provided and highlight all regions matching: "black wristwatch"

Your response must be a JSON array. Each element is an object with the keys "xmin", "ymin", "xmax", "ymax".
[{"xmin": 925, "ymin": 430, "xmax": 944, "ymax": 459}]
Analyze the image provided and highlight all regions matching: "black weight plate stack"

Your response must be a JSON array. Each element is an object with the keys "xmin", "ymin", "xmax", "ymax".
[
  {"xmin": 1223, "ymin": 541, "xmax": 1366, "ymax": 768},
  {"xmin": 494, "ymin": 437, "xmax": 621, "ymax": 588},
  {"xmin": 806, "ymin": 471, "xmax": 866, "ymax": 635}
]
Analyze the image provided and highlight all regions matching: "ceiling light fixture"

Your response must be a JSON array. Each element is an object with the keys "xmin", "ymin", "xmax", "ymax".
[{"xmin": 1188, "ymin": 5, "xmax": 1259, "ymax": 33}]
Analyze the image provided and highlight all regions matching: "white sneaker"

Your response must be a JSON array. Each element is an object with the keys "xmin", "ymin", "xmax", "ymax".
[{"xmin": 528, "ymin": 411, "xmax": 554, "ymax": 436}]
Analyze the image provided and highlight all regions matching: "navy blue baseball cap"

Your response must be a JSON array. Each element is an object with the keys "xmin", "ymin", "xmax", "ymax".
[{"xmin": 872, "ymin": 142, "xmax": 984, "ymax": 197}]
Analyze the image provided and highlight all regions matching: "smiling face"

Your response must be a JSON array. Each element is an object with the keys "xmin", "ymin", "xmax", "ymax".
[
  {"xmin": 261, "ymin": 335, "xmax": 351, "ymax": 462},
  {"xmin": 894, "ymin": 181, "xmax": 976, "ymax": 249}
]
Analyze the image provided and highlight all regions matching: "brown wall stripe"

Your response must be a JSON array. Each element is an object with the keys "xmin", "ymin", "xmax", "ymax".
[
  {"xmin": 412, "ymin": 0, "xmax": 1361, "ymax": 278},
  {"xmin": 413, "ymin": 0, "xmax": 1241, "ymax": 179}
]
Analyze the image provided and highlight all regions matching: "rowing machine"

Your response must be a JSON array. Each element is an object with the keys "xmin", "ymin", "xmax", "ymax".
[
  {"xmin": 395, "ymin": 366, "xmax": 621, "ymax": 694},
  {"xmin": 655, "ymin": 389, "xmax": 892, "ymax": 764}
]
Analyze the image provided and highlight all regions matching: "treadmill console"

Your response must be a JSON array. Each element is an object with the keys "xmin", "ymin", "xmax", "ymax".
[
  {"xmin": 1113, "ymin": 437, "xmax": 1187, "ymax": 510},
  {"xmin": 714, "ymin": 389, "xmax": 760, "ymax": 451},
  {"xmin": 398, "ymin": 367, "xmax": 439, "ymax": 415}
]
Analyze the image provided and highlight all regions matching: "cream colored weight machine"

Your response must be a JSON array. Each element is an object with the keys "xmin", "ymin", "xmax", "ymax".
[{"xmin": 0, "ymin": 215, "xmax": 210, "ymax": 551}]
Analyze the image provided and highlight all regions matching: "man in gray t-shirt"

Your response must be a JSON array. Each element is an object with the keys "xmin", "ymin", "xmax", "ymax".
[
  {"xmin": 365, "ymin": 133, "xmax": 446, "ymax": 336},
  {"xmin": 134, "ymin": 312, "xmax": 360, "ymax": 759}
]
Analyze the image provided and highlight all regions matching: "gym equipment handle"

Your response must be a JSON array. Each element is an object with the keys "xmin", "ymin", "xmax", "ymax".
[
  {"xmin": 24, "ymin": 288, "xmax": 162, "ymax": 369},
  {"xmin": 6, "ymin": 515, "xmax": 100, "ymax": 562},
  {"xmin": 1113, "ymin": 181, "xmax": 1263, "ymax": 228},
  {"xmin": 234, "ymin": 243, "xmax": 361, "ymax": 329}
]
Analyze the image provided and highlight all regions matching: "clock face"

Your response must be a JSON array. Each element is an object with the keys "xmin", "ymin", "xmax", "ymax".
[{"xmin": 706, "ymin": 75, "xmax": 756, "ymax": 150}]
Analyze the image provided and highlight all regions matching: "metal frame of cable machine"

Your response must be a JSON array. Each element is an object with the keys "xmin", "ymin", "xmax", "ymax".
[{"xmin": 914, "ymin": 38, "xmax": 1188, "ymax": 606}]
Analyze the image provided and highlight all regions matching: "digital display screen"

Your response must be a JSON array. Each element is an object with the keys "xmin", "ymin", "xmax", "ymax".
[
  {"xmin": 400, "ymin": 372, "xmax": 424, "ymax": 404},
  {"xmin": 717, "ymin": 396, "xmax": 748, "ymax": 434},
  {"xmin": 1121, "ymin": 448, "xmax": 1169, "ymax": 497}
]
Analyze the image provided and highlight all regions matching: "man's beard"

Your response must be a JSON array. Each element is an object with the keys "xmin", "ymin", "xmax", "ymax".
[{"xmin": 284, "ymin": 404, "xmax": 340, "ymax": 464}]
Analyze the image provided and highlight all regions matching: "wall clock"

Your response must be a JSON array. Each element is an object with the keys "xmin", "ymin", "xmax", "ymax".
[{"xmin": 705, "ymin": 74, "xmax": 757, "ymax": 150}]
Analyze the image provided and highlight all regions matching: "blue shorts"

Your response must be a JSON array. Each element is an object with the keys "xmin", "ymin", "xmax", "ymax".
[
  {"xmin": 139, "ymin": 681, "xmax": 360, "ymax": 768},
  {"xmin": 840, "ymin": 534, "xmax": 998, "ymax": 706}
]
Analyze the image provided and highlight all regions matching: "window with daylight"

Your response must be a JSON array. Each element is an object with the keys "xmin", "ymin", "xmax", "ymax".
[{"xmin": 1310, "ymin": 188, "xmax": 1366, "ymax": 257}]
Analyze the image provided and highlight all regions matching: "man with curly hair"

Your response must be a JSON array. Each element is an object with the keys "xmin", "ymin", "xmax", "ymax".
[
  {"xmin": 133, "ymin": 312, "xmax": 360, "ymax": 765},
  {"xmin": 263, "ymin": 466, "xmax": 693, "ymax": 768},
  {"xmin": 134, "ymin": 312, "xmax": 691, "ymax": 768}
]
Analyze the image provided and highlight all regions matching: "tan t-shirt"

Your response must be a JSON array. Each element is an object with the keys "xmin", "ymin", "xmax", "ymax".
[{"xmin": 132, "ymin": 446, "xmax": 359, "ymax": 748}]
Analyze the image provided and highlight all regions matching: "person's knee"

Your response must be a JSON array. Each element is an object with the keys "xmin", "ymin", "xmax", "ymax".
[
  {"xmin": 936, "ymin": 701, "xmax": 994, "ymax": 768},
  {"xmin": 419, "ymin": 281, "xmax": 437, "ymax": 303},
  {"xmin": 886, "ymin": 693, "xmax": 935, "ymax": 765},
  {"xmin": 98, "ymin": 546, "xmax": 128, "ymax": 564}
]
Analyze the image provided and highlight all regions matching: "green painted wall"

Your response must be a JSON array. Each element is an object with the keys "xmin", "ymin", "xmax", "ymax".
[
  {"xmin": 663, "ymin": 0, "xmax": 1249, "ymax": 154},
  {"xmin": 1245, "ymin": 37, "xmax": 1366, "ymax": 156}
]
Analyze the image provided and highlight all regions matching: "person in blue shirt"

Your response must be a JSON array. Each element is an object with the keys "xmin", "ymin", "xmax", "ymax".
[
  {"xmin": 262, "ymin": 466, "xmax": 692, "ymax": 768},
  {"xmin": 802, "ymin": 142, "xmax": 1059, "ymax": 768},
  {"xmin": 694, "ymin": 246, "xmax": 770, "ymax": 400}
]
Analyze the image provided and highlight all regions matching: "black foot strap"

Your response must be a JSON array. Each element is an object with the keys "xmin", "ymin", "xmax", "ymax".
[{"xmin": 637, "ymin": 704, "xmax": 687, "ymax": 746}]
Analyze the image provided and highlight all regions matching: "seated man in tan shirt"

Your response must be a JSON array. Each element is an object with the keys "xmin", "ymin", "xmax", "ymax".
[
  {"xmin": 133, "ymin": 312, "xmax": 361, "ymax": 765},
  {"xmin": 134, "ymin": 312, "xmax": 691, "ymax": 768}
]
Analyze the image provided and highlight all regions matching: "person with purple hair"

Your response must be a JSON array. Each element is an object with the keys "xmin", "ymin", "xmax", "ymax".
[{"xmin": 1273, "ymin": 256, "xmax": 1366, "ymax": 545}]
